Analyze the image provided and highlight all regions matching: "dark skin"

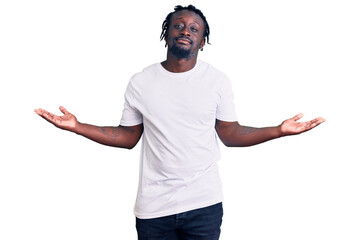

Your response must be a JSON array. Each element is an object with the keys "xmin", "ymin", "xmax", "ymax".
[
  {"xmin": 161, "ymin": 10, "xmax": 205, "ymax": 73},
  {"xmin": 34, "ymin": 10, "xmax": 325, "ymax": 149},
  {"xmin": 34, "ymin": 106, "xmax": 143, "ymax": 149}
]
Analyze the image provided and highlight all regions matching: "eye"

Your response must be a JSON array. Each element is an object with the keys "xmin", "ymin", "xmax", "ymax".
[
  {"xmin": 174, "ymin": 24, "xmax": 183, "ymax": 29},
  {"xmin": 190, "ymin": 26, "xmax": 198, "ymax": 32}
]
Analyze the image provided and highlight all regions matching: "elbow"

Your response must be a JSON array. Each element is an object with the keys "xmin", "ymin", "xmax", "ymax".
[
  {"xmin": 221, "ymin": 139, "xmax": 247, "ymax": 148},
  {"xmin": 122, "ymin": 138, "xmax": 141, "ymax": 149},
  {"xmin": 124, "ymin": 143, "xmax": 137, "ymax": 150},
  {"xmin": 222, "ymin": 140, "xmax": 234, "ymax": 147},
  {"xmin": 223, "ymin": 142, "xmax": 243, "ymax": 148},
  {"xmin": 225, "ymin": 143, "xmax": 236, "ymax": 147},
  {"xmin": 221, "ymin": 139, "xmax": 235, "ymax": 147},
  {"xmin": 121, "ymin": 142, "xmax": 137, "ymax": 150}
]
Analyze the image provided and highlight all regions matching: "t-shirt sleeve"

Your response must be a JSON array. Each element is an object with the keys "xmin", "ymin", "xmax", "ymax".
[
  {"xmin": 216, "ymin": 75, "xmax": 238, "ymax": 122},
  {"xmin": 120, "ymin": 81, "xmax": 143, "ymax": 126}
]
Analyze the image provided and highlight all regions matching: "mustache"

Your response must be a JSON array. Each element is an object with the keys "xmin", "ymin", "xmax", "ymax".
[{"xmin": 175, "ymin": 36, "xmax": 193, "ymax": 44}]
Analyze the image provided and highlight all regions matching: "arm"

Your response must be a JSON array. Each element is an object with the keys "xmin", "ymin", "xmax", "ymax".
[
  {"xmin": 215, "ymin": 113, "xmax": 325, "ymax": 147},
  {"xmin": 35, "ymin": 106, "xmax": 143, "ymax": 149}
]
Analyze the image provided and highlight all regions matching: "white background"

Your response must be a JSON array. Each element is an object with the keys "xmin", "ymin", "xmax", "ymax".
[{"xmin": 1, "ymin": 0, "xmax": 359, "ymax": 239}]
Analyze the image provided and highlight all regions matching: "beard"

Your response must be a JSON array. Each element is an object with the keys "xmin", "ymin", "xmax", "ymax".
[{"xmin": 169, "ymin": 44, "xmax": 192, "ymax": 59}]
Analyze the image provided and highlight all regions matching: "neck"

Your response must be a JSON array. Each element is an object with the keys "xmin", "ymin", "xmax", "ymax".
[{"xmin": 161, "ymin": 50, "xmax": 198, "ymax": 73}]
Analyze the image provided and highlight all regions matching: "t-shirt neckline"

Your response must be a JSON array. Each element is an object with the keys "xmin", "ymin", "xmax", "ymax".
[{"xmin": 157, "ymin": 60, "xmax": 202, "ymax": 78}]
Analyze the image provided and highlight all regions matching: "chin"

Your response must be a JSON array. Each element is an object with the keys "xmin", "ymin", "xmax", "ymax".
[{"xmin": 170, "ymin": 45, "xmax": 193, "ymax": 59}]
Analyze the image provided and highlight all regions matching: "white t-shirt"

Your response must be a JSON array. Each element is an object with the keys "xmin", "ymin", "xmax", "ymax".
[{"xmin": 120, "ymin": 60, "xmax": 237, "ymax": 219}]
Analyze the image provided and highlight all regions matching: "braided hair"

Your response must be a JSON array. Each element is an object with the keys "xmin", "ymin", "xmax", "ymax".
[{"xmin": 160, "ymin": 5, "xmax": 210, "ymax": 48}]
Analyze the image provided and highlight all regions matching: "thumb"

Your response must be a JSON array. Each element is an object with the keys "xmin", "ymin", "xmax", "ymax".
[
  {"xmin": 59, "ymin": 106, "xmax": 70, "ymax": 115},
  {"xmin": 290, "ymin": 113, "xmax": 304, "ymax": 122}
]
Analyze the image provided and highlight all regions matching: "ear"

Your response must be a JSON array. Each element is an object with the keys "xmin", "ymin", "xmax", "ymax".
[{"xmin": 200, "ymin": 38, "xmax": 205, "ymax": 50}]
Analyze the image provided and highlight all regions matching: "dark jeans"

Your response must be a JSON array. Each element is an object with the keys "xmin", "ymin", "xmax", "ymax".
[{"xmin": 136, "ymin": 203, "xmax": 223, "ymax": 240}]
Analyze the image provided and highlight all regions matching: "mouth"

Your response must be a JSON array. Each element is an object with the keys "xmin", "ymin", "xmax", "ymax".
[{"xmin": 175, "ymin": 37, "xmax": 192, "ymax": 45}]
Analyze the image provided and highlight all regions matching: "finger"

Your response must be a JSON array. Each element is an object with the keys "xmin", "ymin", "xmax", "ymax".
[
  {"xmin": 34, "ymin": 108, "xmax": 49, "ymax": 117},
  {"xmin": 35, "ymin": 108, "xmax": 58, "ymax": 123},
  {"xmin": 317, "ymin": 117, "xmax": 326, "ymax": 123},
  {"xmin": 42, "ymin": 111, "xmax": 56, "ymax": 121},
  {"xmin": 59, "ymin": 106, "xmax": 70, "ymax": 115},
  {"xmin": 310, "ymin": 117, "xmax": 326, "ymax": 126},
  {"xmin": 34, "ymin": 108, "xmax": 42, "ymax": 115},
  {"xmin": 303, "ymin": 117, "xmax": 326, "ymax": 131},
  {"xmin": 290, "ymin": 113, "xmax": 304, "ymax": 122}
]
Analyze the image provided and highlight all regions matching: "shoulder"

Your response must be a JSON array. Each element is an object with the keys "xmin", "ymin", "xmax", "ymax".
[
  {"xmin": 128, "ymin": 63, "xmax": 160, "ymax": 84},
  {"xmin": 197, "ymin": 60, "xmax": 231, "ymax": 87},
  {"xmin": 198, "ymin": 60, "xmax": 229, "ymax": 79}
]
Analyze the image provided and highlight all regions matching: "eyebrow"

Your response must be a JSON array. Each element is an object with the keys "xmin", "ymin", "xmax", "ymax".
[{"xmin": 174, "ymin": 17, "xmax": 200, "ymax": 25}]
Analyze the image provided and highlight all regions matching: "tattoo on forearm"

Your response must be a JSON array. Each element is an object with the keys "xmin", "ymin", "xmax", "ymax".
[
  {"xmin": 238, "ymin": 126, "xmax": 257, "ymax": 136},
  {"xmin": 101, "ymin": 128, "xmax": 120, "ymax": 141},
  {"xmin": 101, "ymin": 127, "xmax": 135, "ymax": 142}
]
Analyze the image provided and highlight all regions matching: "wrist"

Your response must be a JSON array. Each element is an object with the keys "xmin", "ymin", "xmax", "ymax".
[
  {"xmin": 276, "ymin": 125, "xmax": 285, "ymax": 138},
  {"xmin": 74, "ymin": 121, "xmax": 83, "ymax": 135}
]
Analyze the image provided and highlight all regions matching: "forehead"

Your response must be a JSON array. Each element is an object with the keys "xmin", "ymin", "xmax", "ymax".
[{"xmin": 170, "ymin": 10, "xmax": 204, "ymax": 26}]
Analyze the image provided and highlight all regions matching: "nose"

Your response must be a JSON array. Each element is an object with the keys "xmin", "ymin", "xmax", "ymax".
[{"xmin": 180, "ymin": 27, "xmax": 190, "ymax": 37}]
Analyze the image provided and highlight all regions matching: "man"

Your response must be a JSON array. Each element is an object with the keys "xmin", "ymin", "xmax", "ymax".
[{"xmin": 35, "ymin": 5, "xmax": 325, "ymax": 240}]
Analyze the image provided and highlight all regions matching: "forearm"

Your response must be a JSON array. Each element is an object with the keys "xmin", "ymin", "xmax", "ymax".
[
  {"xmin": 216, "ymin": 113, "xmax": 326, "ymax": 148},
  {"xmin": 216, "ymin": 120, "xmax": 282, "ymax": 147},
  {"xmin": 226, "ymin": 125, "xmax": 282, "ymax": 147},
  {"xmin": 75, "ymin": 123, "xmax": 142, "ymax": 149}
]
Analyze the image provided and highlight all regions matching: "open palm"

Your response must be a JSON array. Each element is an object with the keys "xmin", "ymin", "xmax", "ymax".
[
  {"xmin": 280, "ymin": 113, "xmax": 326, "ymax": 136},
  {"xmin": 34, "ymin": 106, "xmax": 78, "ymax": 131}
]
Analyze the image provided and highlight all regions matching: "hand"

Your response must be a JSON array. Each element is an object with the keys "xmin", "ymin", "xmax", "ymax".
[
  {"xmin": 34, "ymin": 106, "xmax": 79, "ymax": 132},
  {"xmin": 280, "ymin": 113, "xmax": 326, "ymax": 136}
]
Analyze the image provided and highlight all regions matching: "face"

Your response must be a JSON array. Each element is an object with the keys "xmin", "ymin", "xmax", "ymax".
[{"xmin": 166, "ymin": 10, "xmax": 205, "ymax": 59}]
